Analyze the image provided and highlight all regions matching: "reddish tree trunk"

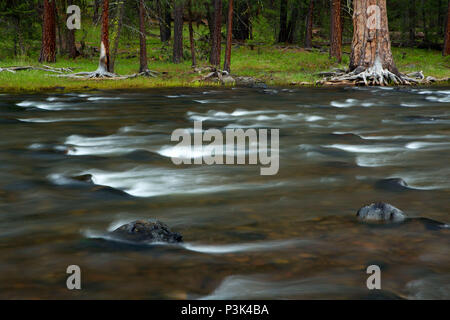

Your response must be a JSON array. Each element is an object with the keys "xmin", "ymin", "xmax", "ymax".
[
  {"xmin": 444, "ymin": 0, "xmax": 450, "ymax": 56},
  {"xmin": 188, "ymin": 0, "xmax": 197, "ymax": 66},
  {"xmin": 39, "ymin": 0, "xmax": 56, "ymax": 63},
  {"xmin": 210, "ymin": 0, "xmax": 222, "ymax": 66},
  {"xmin": 349, "ymin": 0, "xmax": 399, "ymax": 75},
  {"xmin": 139, "ymin": 0, "xmax": 149, "ymax": 72},
  {"xmin": 305, "ymin": 0, "xmax": 314, "ymax": 48},
  {"xmin": 224, "ymin": 0, "xmax": 233, "ymax": 72},
  {"xmin": 173, "ymin": 0, "xmax": 184, "ymax": 64},
  {"xmin": 99, "ymin": 0, "xmax": 111, "ymax": 72},
  {"xmin": 330, "ymin": 0, "xmax": 342, "ymax": 62}
]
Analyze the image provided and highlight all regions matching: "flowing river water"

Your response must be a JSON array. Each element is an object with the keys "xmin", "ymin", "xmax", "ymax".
[{"xmin": 0, "ymin": 86, "xmax": 449, "ymax": 299}]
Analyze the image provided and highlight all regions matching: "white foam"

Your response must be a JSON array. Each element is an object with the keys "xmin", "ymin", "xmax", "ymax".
[
  {"xmin": 182, "ymin": 239, "xmax": 307, "ymax": 254},
  {"xmin": 406, "ymin": 141, "xmax": 450, "ymax": 150},
  {"xmin": 17, "ymin": 101, "xmax": 73, "ymax": 111},
  {"xmin": 80, "ymin": 167, "xmax": 276, "ymax": 197},
  {"xmin": 19, "ymin": 117, "xmax": 99, "ymax": 123},
  {"xmin": 330, "ymin": 99, "xmax": 358, "ymax": 108},
  {"xmin": 324, "ymin": 144, "xmax": 403, "ymax": 153}
]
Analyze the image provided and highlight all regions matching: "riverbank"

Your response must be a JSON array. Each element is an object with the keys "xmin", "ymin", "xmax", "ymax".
[{"xmin": 1, "ymin": 46, "xmax": 449, "ymax": 92}]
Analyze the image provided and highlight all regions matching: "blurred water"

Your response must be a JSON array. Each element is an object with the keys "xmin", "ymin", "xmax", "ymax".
[{"xmin": 0, "ymin": 86, "xmax": 449, "ymax": 299}]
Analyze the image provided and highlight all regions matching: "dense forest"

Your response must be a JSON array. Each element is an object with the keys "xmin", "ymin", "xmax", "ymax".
[{"xmin": 0, "ymin": 0, "xmax": 449, "ymax": 88}]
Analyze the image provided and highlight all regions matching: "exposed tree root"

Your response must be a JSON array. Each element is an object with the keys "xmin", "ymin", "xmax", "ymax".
[{"xmin": 0, "ymin": 65, "xmax": 74, "ymax": 74}]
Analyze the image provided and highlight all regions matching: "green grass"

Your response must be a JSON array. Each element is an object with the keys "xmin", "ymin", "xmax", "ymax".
[{"xmin": 1, "ymin": 29, "xmax": 449, "ymax": 92}]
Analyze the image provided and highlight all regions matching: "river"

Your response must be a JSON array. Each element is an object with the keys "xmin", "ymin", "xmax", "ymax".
[{"xmin": 0, "ymin": 86, "xmax": 449, "ymax": 299}]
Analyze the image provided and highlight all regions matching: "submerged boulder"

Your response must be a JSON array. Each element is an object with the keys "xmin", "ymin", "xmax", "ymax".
[
  {"xmin": 110, "ymin": 220, "xmax": 183, "ymax": 244},
  {"xmin": 375, "ymin": 178, "xmax": 410, "ymax": 192},
  {"xmin": 357, "ymin": 202, "xmax": 407, "ymax": 223}
]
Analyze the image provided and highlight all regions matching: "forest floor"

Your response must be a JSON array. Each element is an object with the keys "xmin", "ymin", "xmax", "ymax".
[{"xmin": 0, "ymin": 45, "xmax": 449, "ymax": 92}]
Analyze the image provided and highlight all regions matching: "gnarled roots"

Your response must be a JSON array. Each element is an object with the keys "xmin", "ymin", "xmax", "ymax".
[{"xmin": 317, "ymin": 65, "xmax": 426, "ymax": 86}]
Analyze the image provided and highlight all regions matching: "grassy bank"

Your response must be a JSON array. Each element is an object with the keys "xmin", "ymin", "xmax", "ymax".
[{"xmin": 1, "ymin": 45, "xmax": 449, "ymax": 92}]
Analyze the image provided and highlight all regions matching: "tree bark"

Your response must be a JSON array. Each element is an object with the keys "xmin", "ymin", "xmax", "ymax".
[
  {"xmin": 39, "ymin": 0, "xmax": 56, "ymax": 63},
  {"xmin": 67, "ymin": 0, "xmax": 78, "ymax": 59},
  {"xmin": 349, "ymin": 0, "xmax": 399, "ymax": 75},
  {"xmin": 138, "ymin": 0, "xmax": 149, "ymax": 72},
  {"xmin": 157, "ymin": 0, "xmax": 171, "ymax": 42},
  {"xmin": 210, "ymin": 0, "xmax": 222, "ymax": 66},
  {"xmin": 278, "ymin": 0, "xmax": 288, "ymax": 42},
  {"xmin": 305, "ymin": 0, "xmax": 314, "ymax": 48},
  {"xmin": 330, "ymin": 0, "xmax": 342, "ymax": 62},
  {"xmin": 173, "ymin": 0, "xmax": 184, "ymax": 63},
  {"xmin": 444, "ymin": 0, "xmax": 450, "ymax": 56},
  {"xmin": 286, "ymin": 3, "xmax": 299, "ymax": 44},
  {"xmin": 224, "ymin": 0, "xmax": 233, "ymax": 72},
  {"xmin": 110, "ymin": 0, "xmax": 125, "ymax": 73},
  {"xmin": 409, "ymin": 0, "xmax": 416, "ymax": 44},
  {"xmin": 233, "ymin": 0, "xmax": 250, "ymax": 41},
  {"xmin": 97, "ymin": 0, "xmax": 111, "ymax": 73},
  {"xmin": 188, "ymin": 0, "xmax": 196, "ymax": 66}
]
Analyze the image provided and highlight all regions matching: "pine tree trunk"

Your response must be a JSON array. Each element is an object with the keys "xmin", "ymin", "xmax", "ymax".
[
  {"xmin": 93, "ymin": 0, "xmax": 101, "ymax": 23},
  {"xmin": 139, "ymin": 0, "xmax": 149, "ymax": 72},
  {"xmin": 349, "ymin": 0, "xmax": 399, "ymax": 75},
  {"xmin": 157, "ymin": 0, "xmax": 171, "ymax": 42},
  {"xmin": 305, "ymin": 0, "xmax": 314, "ymax": 48},
  {"xmin": 188, "ymin": 0, "xmax": 197, "ymax": 67},
  {"xmin": 110, "ymin": 0, "xmax": 125, "ymax": 73},
  {"xmin": 278, "ymin": 0, "xmax": 288, "ymax": 42},
  {"xmin": 173, "ymin": 0, "xmax": 184, "ymax": 64},
  {"xmin": 409, "ymin": 0, "xmax": 416, "ymax": 44},
  {"xmin": 97, "ymin": 0, "xmax": 111, "ymax": 74},
  {"xmin": 232, "ymin": 0, "xmax": 250, "ymax": 41},
  {"xmin": 444, "ymin": 0, "xmax": 450, "ymax": 56},
  {"xmin": 330, "ymin": 0, "xmax": 342, "ymax": 62},
  {"xmin": 286, "ymin": 4, "xmax": 299, "ymax": 44},
  {"xmin": 39, "ymin": 0, "xmax": 56, "ymax": 63},
  {"xmin": 67, "ymin": 0, "xmax": 78, "ymax": 59},
  {"xmin": 210, "ymin": 0, "xmax": 222, "ymax": 66},
  {"xmin": 224, "ymin": 0, "xmax": 233, "ymax": 72}
]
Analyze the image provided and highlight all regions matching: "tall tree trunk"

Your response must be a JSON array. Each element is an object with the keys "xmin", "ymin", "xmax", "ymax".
[
  {"xmin": 233, "ymin": 0, "xmax": 250, "ymax": 41},
  {"xmin": 39, "ymin": 0, "xmax": 56, "ymax": 63},
  {"xmin": 138, "ymin": 0, "xmax": 149, "ymax": 72},
  {"xmin": 188, "ymin": 0, "xmax": 196, "ymax": 66},
  {"xmin": 210, "ymin": 0, "xmax": 222, "ymax": 66},
  {"xmin": 67, "ymin": 0, "xmax": 78, "ymax": 59},
  {"xmin": 157, "ymin": 0, "xmax": 171, "ymax": 42},
  {"xmin": 96, "ymin": 0, "xmax": 111, "ymax": 74},
  {"xmin": 305, "ymin": 0, "xmax": 314, "ymax": 48},
  {"xmin": 286, "ymin": 3, "xmax": 299, "ymax": 44},
  {"xmin": 349, "ymin": 0, "xmax": 399, "ymax": 75},
  {"xmin": 93, "ymin": 0, "xmax": 101, "ymax": 23},
  {"xmin": 278, "ymin": 0, "xmax": 288, "ymax": 42},
  {"xmin": 409, "ymin": 0, "xmax": 416, "ymax": 44},
  {"xmin": 173, "ymin": 0, "xmax": 184, "ymax": 63},
  {"xmin": 223, "ymin": 0, "xmax": 233, "ymax": 72},
  {"xmin": 444, "ymin": 0, "xmax": 450, "ymax": 56},
  {"xmin": 110, "ymin": 0, "xmax": 125, "ymax": 73},
  {"xmin": 330, "ymin": 0, "xmax": 342, "ymax": 62}
]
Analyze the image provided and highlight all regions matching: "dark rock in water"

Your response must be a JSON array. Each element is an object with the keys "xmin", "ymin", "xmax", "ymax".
[
  {"xmin": 357, "ymin": 202, "xmax": 407, "ymax": 223},
  {"xmin": 91, "ymin": 185, "xmax": 131, "ymax": 199},
  {"xmin": 110, "ymin": 220, "xmax": 183, "ymax": 244},
  {"xmin": 71, "ymin": 174, "xmax": 94, "ymax": 184},
  {"xmin": 375, "ymin": 178, "xmax": 410, "ymax": 192}
]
